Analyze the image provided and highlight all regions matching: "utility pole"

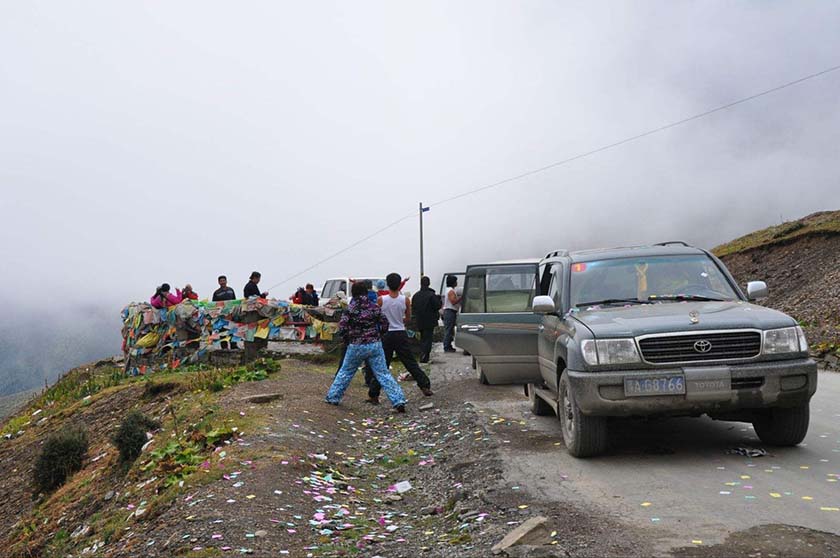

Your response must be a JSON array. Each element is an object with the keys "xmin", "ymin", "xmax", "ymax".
[{"xmin": 419, "ymin": 202, "xmax": 429, "ymax": 278}]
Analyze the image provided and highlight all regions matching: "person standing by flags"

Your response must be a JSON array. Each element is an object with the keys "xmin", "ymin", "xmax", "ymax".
[
  {"xmin": 212, "ymin": 275, "xmax": 237, "ymax": 349},
  {"xmin": 244, "ymin": 271, "xmax": 268, "ymax": 298}
]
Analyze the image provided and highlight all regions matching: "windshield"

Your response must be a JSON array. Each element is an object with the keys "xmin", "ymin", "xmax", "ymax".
[{"xmin": 570, "ymin": 255, "xmax": 739, "ymax": 307}]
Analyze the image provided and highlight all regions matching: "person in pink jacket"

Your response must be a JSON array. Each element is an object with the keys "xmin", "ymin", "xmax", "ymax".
[{"xmin": 150, "ymin": 283, "xmax": 183, "ymax": 309}]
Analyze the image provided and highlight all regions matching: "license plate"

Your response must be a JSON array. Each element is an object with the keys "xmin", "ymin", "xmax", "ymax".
[{"xmin": 624, "ymin": 375, "xmax": 685, "ymax": 397}]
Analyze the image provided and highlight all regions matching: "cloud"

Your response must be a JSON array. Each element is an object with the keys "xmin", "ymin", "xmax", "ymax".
[{"xmin": 1, "ymin": 2, "xmax": 839, "ymax": 388}]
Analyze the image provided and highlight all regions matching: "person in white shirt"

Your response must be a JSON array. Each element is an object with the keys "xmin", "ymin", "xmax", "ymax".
[
  {"xmin": 368, "ymin": 273, "xmax": 433, "ymax": 402},
  {"xmin": 442, "ymin": 275, "xmax": 462, "ymax": 352}
]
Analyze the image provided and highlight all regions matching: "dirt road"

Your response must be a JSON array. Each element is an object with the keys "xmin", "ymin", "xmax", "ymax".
[{"xmin": 433, "ymin": 350, "xmax": 840, "ymax": 556}]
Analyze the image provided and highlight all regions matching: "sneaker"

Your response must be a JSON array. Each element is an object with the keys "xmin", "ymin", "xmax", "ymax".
[
  {"xmin": 325, "ymin": 400, "xmax": 339, "ymax": 406},
  {"xmin": 421, "ymin": 387, "xmax": 434, "ymax": 397},
  {"xmin": 394, "ymin": 404, "xmax": 406, "ymax": 413},
  {"xmin": 398, "ymin": 372, "xmax": 412, "ymax": 382},
  {"xmin": 365, "ymin": 397, "xmax": 380, "ymax": 405},
  {"xmin": 443, "ymin": 347, "xmax": 456, "ymax": 353}
]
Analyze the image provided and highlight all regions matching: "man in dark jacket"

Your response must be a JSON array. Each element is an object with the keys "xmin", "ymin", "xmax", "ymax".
[
  {"xmin": 301, "ymin": 283, "xmax": 319, "ymax": 306},
  {"xmin": 244, "ymin": 271, "xmax": 268, "ymax": 298},
  {"xmin": 211, "ymin": 275, "xmax": 238, "ymax": 349},
  {"xmin": 411, "ymin": 276, "xmax": 442, "ymax": 363},
  {"xmin": 212, "ymin": 275, "xmax": 236, "ymax": 302}
]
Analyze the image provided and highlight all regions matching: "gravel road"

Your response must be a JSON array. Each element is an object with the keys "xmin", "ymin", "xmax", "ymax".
[{"xmin": 432, "ymin": 350, "xmax": 840, "ymax": 556}]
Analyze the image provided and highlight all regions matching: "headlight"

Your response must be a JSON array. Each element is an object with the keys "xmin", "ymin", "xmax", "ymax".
[
  {"xmin": 580, "ymin": 339, "xmax": 641, "ymax": 366},
  {"xmin": 581, "ymin": 340, "xmax": 598, "ymax": 365},
  {"xmin": 763, "ymin": 327, "xmax": 806, "ymax": 354},
  {"xmin": 796, "ymin": 326, "xmax": 809, "ymax": 352}
]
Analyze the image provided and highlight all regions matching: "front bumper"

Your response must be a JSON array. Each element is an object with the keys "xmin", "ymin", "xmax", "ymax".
[{"xmin": 568, "ymin": 358, "xmax": 817, "ymax": 417}]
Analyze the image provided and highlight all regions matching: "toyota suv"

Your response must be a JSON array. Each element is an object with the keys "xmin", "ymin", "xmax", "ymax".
[{"xmin": 456, "ymin": 242, "xmax": 817, "ymax": 457}]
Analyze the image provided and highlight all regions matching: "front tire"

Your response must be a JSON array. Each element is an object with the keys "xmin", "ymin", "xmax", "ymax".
[
  {"xmin": 752, "ymin": 404, "xmax": 810, "ymax": 446},
  {"xmin": 559, "ymin": 372, "xmax": 607, "ymax": 457},
  {"xmin": 528, "ymin": 384, "xmax": 554, "ymax": 416}
]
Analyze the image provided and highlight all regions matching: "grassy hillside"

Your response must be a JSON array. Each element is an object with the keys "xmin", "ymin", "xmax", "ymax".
[{"xmin": 713, "ymin": 210, "xmax": 840, "ymax": 257}]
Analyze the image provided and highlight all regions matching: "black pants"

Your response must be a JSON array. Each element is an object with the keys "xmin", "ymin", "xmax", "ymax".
[
  {"xmin": 419, "ymin": 326, "xmax": 435, "ymax": 362},
  {"xmin": 369, "ymin": 331, "xmax": 431, "ymax": 398}
]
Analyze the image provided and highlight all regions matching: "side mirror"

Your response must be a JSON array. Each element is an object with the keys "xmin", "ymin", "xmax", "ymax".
[
  {"xmin": 746, "ymin": 281, "xmax": 769, "ymax": 301},
  {"xmin": 532, "ymin": 295, "xmax": 556, "ymax": 314}
]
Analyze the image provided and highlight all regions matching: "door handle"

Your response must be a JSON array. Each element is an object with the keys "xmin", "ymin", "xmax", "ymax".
[{"xmin": 460, "ymin": 324, "xmax": 485, "ymax": 332}]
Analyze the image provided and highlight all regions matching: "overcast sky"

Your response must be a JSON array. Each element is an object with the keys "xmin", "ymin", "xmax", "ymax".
[{"xmin": 2, "ymin": 1, "xmax": 839, "ymax": 312}]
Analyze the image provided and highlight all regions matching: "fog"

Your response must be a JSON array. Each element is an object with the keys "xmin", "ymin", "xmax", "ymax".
[{"xmin": 1, "ymin": 2, "xmax": 839, "ymax": 393}]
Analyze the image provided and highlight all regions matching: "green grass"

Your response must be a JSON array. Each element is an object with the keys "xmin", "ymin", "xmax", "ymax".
[{"xmin": 713, "ymin": 210, "xmax": 840, "ymax": 257}]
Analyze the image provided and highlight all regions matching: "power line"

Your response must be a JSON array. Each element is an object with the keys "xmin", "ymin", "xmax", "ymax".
[
  {"xmin": 268, "ymin": 63, "xmax": 840, "ymax": 289},
  {"xmin": 265, "ymin": 213, "xmax": 415, "ymax": 291},
  {"xmin": 427, "ymin": 63, "xmax": 840, "ymax": 209}
]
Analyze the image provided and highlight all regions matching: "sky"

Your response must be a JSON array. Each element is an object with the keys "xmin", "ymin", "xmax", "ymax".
[{"xmin": 1, "ymin": 2, "xmax": 839, "ymax": 388}]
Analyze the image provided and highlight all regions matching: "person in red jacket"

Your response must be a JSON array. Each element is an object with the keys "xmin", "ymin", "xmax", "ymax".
[
  {"xmin": 182, "ymin": 284, "xmax": 199, "ymax": 300},
  {"xmin": 290, "ymin": 287, "xmax": 304, "ymax": 304}
]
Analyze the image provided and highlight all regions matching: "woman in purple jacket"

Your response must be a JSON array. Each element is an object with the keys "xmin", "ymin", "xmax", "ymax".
[{"xmin": 326, "ymin": 281, "xmax": 407, "ymax": 412}]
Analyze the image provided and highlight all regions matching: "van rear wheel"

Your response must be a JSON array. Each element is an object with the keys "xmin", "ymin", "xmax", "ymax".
[
  {"xmin": 559, "ymin": 373, "xmax": 607, "ymax": 457},
  {"xmin": 528, "ymin": 384, "xmax": 554, "ymax": 416},
  {"xmin": 752, "ymin": 404, "xmax": 809, "ymax": 446}
]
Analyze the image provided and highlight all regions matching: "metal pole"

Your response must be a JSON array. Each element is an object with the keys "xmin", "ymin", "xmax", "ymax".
[{"xmin": 419, "ymin": 201, "xmax": 425, "ymax": 278}]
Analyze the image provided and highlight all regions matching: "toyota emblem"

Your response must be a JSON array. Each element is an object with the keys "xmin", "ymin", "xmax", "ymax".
[{"xmin": 693, "ymin": 339, "xmax": 712, "ymax": 353}]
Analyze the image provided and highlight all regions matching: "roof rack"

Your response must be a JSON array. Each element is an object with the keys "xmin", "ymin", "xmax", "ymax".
[
  {"xmin": 544, "ymin": 249, "xmax": 570, "ymax": 259},
  {"xmin": 654, "ymin": 241, "xmax": 692, "ymax": 247}
]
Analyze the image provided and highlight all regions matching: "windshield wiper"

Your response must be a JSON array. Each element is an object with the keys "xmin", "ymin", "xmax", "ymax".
[
  {"xmin": 649, "ymin": 294, "xmax": 726, "ymax": 302},
  {"xmin": 576, "ymin": 298, "xmax": 650, "ymax": 308}
]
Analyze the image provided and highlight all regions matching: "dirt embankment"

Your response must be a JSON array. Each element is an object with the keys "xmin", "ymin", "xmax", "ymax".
[
  {"xmin": 719, "ymin": 232, "xmax": 840, "ymax": 362},
  {"xmin": 714, "ymin": 210, "xmax": 840, "ymax": 366}
]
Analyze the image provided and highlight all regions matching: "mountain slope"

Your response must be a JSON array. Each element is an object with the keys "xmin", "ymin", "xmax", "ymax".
[{"xmin": 714, "ymin": 210, "xmax": 840, "ymax": 363}]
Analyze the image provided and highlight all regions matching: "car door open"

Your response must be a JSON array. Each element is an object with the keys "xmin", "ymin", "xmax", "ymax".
[{"xmin": 457, "ymin": 262, "xmax": 543, "ymax": 384}]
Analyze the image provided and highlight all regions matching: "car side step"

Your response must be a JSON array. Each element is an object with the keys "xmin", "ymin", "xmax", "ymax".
[{"xmin": 533, "ymin": 385, "xmax": 560, "ymax": 414}]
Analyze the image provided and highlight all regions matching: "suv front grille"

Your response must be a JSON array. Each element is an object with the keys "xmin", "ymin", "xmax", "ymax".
[{"xmin": 638, "ymin": 331, "xmax": 762, "ymax": 364}]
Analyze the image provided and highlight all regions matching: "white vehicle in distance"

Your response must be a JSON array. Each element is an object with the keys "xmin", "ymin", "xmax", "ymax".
[{"xmin": 321, "ymin": 277, "xmax": 385, "ymax": 300}]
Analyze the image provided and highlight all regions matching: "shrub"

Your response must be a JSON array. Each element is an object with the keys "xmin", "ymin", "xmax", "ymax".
[
  {"xmin": 112, "ymin": 411, "xmax": 161, "ymax": 463},
  {"xmin": 254, "ymin": 358, "xmax": 281, "ymax": 374},
  {"xmin": 33, "ymin": 426, "xmax": 89, "ymax": 493}
]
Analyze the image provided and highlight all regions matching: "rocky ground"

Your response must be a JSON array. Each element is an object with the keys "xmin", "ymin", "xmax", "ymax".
[
  {"xmin": 3, "ymin": 347, "xmax": 839, "ymax": 557},
  {"xmin": 0, "ymin": 352, "xmax": 643, "ymax": 558}
]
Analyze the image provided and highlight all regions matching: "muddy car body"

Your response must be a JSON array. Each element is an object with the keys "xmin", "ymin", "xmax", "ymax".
[{"xmin": 458, "ymin": 243, "xmax": 817, "ymax": 457}]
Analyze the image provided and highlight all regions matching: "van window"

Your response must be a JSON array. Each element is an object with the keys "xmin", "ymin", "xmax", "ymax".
[
  {"xmin": 321, "ymin": 281, "xmax": 335, "ymax": 299},
  {"xmin": 463, "ymin": 265, "xmax": 537, "ymax": 313},
  {"xmin": 486, "ymin": 266, "xmax": 537, "ymax": 312},
  {"xmin": 463, "ymin": 273, "xmax": 486, "ymax": 313}
]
